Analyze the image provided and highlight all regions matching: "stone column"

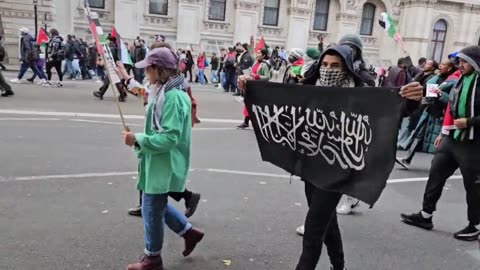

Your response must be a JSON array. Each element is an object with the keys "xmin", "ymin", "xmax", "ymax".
[
  {"xmin": 176, "ymin": 0, "xmax": 203, "ymax": 47},
  {"xmin": 233, "ymin": 0, "xmax": 260, "ymax": 44},
  {"xmin": 399, "ymin": 0, "xmax": 436, "ymax": 62},
  {"xmin": 285, "ymin": 7, "xmax": 311, "ymax": 50},
  {"xmin": 334, "ymin": 13, "xmax": 359, "ymax": 43},
  {"xmin": 113, "ymin": 0, "xmax": 139, "ymax": 39}
]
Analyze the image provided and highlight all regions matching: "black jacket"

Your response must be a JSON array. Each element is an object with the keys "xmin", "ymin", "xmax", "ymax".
[
  {"xmin": 20, "ymin": 33, "xmax": 36, "ymax": 62},
  {"xmin": 133, "ymin": 46, "xmax": 146, "ymax": 63},
  {"xmin": 47, "ymin": 36, "xmax": 64, "ymax": 61},
  {"xmin": 237, "ymin": 52, "xmax": 253, "ymax": 74},
  {"xmin": 65, "ymin": 40, "xmax": 80, "ymax": 61}
]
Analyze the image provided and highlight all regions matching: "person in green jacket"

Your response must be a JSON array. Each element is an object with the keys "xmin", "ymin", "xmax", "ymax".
[{"xmin": 122, "ymin": 47, "xmax": 204, "ymax": 270}]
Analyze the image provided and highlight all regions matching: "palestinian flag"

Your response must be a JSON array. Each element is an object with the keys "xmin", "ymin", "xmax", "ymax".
[
  {"xmin": 111, "ymin": 26, "xmax": 134, "ymax": 66},
  {"xmin": 85, "ymin": 9, "xmax": 106, "ymax": 55},
  {"xmin": 379, "ymin": 12, "xmax": 405, "ymax": 49},
  {"xmin": 255, "ymin": 37, "xmax": 266, "ymax": 53},
  {"xmin": 36, "ymin": 27, "xmax": 50, "ymax": 45},
  {"xmin": 378, "ymin": 13, "xmax": 396, "ymax": 38}
]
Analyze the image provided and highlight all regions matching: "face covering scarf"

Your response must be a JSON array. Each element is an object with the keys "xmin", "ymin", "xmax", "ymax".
[{"xmin": 318, "ymin": 67, "xmax": 351, "ymax": 87}]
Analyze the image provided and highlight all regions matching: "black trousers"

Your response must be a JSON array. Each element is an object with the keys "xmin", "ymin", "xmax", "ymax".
[
  {"xmin": 79, "ymin": 58, "xmax": 91, "ymax": 79},
  {"xmin": 99, "ymin": 77, "xmax": 126, "ymax": 97},
  {"xmin": 296, "ymin": 181, "xmax": 344, "ymax": 270},
  {"xmin": 138, "ymin": 189, "xmax": 193, "ymax": 205},
  {"xmin": 422, "ymin": 136, "xmax": 480, "ymax": 225},
  {"xmin": 0, "ymin": 69, "xmax": 13, "ymax": 93},
  {"xmin": 46, "ymin": 60, "xmax": 63, "ymax": 81}
]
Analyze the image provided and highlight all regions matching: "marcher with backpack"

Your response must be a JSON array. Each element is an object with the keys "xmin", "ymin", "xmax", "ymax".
[
  {"xmin": 11, "ymin": 28, "xmax": 47, "ymax": 84},
  {"xmin": 45, "ymin": 29, "xmax": 65, "ymax": 86},
  {"xmin": 223, "ymin": 47, "xmax": 237, "ymax": 93}
]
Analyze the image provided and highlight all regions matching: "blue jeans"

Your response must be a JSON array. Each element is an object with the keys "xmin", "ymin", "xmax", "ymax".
[
  {"xmin": 142, "ymin": 193, "xmax": 192, "ymax": 256},
  {"xmin": 211, "ymin": 70, "xmax": 218, "ymax": 83},
  {"xmin": 220, "ymin": 71, "xmax": 226, "ymax": 86},
  {"xmin": 64, "ymin": 59, "xmax": 79, "ymax": 79},
  {"xmin": 17, "ymin": 61, "xmax": 46, "ymax": 80},
  {"xmin": 198, "ymin": 69, "xmax": 205, "ymax": 85}
]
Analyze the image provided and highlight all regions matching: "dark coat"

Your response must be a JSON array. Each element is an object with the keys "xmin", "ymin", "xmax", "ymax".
[{"xmin": 20, "ymin": 33, "xmax": 36, "ymax": 62}]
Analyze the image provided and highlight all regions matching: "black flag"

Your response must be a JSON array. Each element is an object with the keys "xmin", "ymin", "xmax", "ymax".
[{"xmin": 245, "ymin": 81, "xmax": 403, "ymax": 206}]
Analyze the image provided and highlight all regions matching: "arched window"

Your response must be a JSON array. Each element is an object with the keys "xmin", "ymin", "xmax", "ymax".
[
  {"xmin": 313, "ymin": 0, "xmax": 330, "ymax": 31},
  {"xmin": 88, "ymin": 0, "xmax": 105, "ymax": 9},
  {"xmin": 209, "ymin": 0, "xmax": 227, "ymax": 21},
  {"xmin": 263, "ymin": 0, "xmax": 280, "ymax": 26},
  {"xmin": 430, "ymin": 20, "xmax": 447, "ymax": 62},
  {"xmin": 360, "ymin": 3, "xmax": 376, "ymax": 36},
  {"xmin": 149, "ymin": 0, "xmax": 168, "ymax": 15}
]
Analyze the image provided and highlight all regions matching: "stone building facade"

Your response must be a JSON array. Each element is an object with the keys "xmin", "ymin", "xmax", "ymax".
[{"xmin": 1, "ymin": 0, "xmax": 480, "ymax": 66}]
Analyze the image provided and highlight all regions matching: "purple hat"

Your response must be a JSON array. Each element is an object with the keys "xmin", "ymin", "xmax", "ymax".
[{"xmin": 135, "ymin": 47, "xmax": 178, "ymax": 69}]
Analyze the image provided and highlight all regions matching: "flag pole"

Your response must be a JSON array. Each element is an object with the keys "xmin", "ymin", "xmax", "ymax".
[{"xmin": 84, "ymin": 0, "xmax": 127, "ymax": 130}]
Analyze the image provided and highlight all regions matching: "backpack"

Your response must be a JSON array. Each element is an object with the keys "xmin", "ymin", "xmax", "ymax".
[
  {"xmin": 53, "ymin": 41, "xmax": 65, "ymax": 60},
  {"xmin": 224, "ymin": 56, "xmax": 235, "ymax": 69}
]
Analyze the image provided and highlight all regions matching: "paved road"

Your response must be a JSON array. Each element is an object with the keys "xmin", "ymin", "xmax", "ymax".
[{"xmin": 0, "ymin": 77, "xmax": 479, "ymax": 270}]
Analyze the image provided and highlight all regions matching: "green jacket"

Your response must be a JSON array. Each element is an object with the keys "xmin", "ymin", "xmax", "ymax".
[
  {"xmin": 256, "ymin": 61, "xmax": 271, "ymax": 81},
  {"xmin": 134, "ymin": 87, "xmax": 192, "ymax": 194}
]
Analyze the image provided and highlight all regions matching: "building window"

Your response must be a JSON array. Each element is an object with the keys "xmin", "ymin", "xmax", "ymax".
[
  {"xmin": 88, "ymin": 0, "xmax": 105, "ymax": 9},
  {"xmin": 313, "ymin": 0, "xmax": 330, "ymax": 31},
  {"xmin": 209, "ymin": 0, "xmax": 226, "ymax": 21},
  {"xmin": 263, "ymin": 0, "xmax": 280, "ymax": 26},
  {"xmin": 360, "ymin": 3, "xmax": 376, "ymax": 36},
  {"xmin": 430, "ymin": 19, "xmax": 447, "ymax": 62},
  {"xmin": 149, "ymin": 0, "xmax": 168, "ymax": 15}
]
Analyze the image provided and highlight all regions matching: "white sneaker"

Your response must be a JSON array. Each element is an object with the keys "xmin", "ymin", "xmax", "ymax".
[
  {"xmin": 37, "ymin": 79, "xmax": 47, "ymax": 85},
  {"xmin": 10, "ymin": 78, "xmax": 20, "ymax": 83},
  {"xmin": 296, "ymin": 225, "xmax": 305, "ymax": 236},
  {"xmin": 337, "ymin": 202, "xmax": 353, "ymax": 215}
]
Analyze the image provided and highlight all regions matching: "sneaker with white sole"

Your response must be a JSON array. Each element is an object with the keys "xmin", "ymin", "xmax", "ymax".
[
  {"xmin": 37, "ymin": 79, "xmax": 47, "ymax": 85},
  {"xmin": 337, "ymin": 197, "xmax": 360, "ymax": 215},
  {"xmin": 395, "ymin": 157, "xmax": 410, "ymax": 170},
  {"xmin": 296, "ymin": 225, "xmax": 304, "ymax": 236},
  {"xmin": 453, "ymin": 223, "xmax": 480, "ymax": 241},
  {"xmin": 10, "ymin": 78, "xmax": 20, "ymax": 83}
]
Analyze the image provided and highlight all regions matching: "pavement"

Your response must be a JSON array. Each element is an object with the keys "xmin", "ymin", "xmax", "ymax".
[{"xmin": 0, "ymin": 74, "xmax": 479, "ymax": 270}]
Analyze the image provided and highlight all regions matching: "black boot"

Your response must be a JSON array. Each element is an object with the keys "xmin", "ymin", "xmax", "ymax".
[
  {"xmin": 1, "ymin": 90, "xmax": 14, "ymax": 97},
  {"xmin": 128, "ymin": 206, "xmax": 142, "ymax": 217},
  {"xmin": 93, "ymin": 91, "xmax": 103, "ymax": 100}
]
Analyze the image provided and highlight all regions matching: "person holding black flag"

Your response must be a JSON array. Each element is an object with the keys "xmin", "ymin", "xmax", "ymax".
[{"xmin": 293, "ymin": 44, "xmax": 424, "ymax": 270}]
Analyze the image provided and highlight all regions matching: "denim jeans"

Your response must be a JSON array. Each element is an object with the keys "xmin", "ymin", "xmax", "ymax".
[
  {"xmin": 64, "ymin": 59, "xmax": 79, "ymax": 79},
  {"xmin": 220, "ymin": 71, "xmax": 226, "ymax": 86},
  {"xmin": 198, "ymin": 69, "xmax": 205, "ymax": 85},
  {"xmin": 17, "ymin": 61, "xmax": 46, "ymax": 80},
  {"xmin": 211, "ymin": 70, "xmax": 218, "ymax": 83},
  {"xmin": 142, "ymin": 193, "xmax": 192, "ymax": 256}
]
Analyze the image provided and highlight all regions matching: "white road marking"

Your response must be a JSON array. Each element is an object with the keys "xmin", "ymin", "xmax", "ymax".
[
  {"xmin": 0, "ymin": 117, "xmax": 60, "ymax": 121},
  {"xmin": 0, "ymin": 167, "xmax": 464, "ymax": 184},
  {"xmin": 70, "ymin": 119, "xmax": 143, "ymax": 126},
  {"xmin": 0, "ymin": 109, "xmax": 242, "ymax": 123}
]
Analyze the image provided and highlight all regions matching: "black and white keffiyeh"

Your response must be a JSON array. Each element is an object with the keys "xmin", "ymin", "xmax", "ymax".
[{"xmin": 318, "ymin": 67, "xmax": 352, "ymax": 87}]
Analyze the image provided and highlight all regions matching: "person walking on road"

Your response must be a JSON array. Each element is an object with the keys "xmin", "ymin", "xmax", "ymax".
[
  {"xmin": 11, "ymin": 27, "xmax": 47, "ymax": 84},
  {"xmin": 45, "ymin": 28, "xmax": 65, "ymax": 86},
  {"xmin": 122, "ymin": 47, "xmax": 204, "ymax": 270},
  {"xmin": 0, "ymin": 68, "xmax": 14, "ymax": 97},
  {"xmin": 400, "ymin": 45, "xmax": 480, "ymax": 242}
]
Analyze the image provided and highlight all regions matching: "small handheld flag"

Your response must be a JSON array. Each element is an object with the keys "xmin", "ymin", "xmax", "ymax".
[
  {"xmin": 379, "ymin": 13, "xmax": 405, "ymax": 51},
  {"xmin": 36, "ymin": 28, "xmax": 50, "ymax": 45}
]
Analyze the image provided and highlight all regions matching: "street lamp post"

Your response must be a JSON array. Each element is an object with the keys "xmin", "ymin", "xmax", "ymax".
[{"xmin": 33, "ymin": 0, "xmax": 38, "ymax": 38}]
